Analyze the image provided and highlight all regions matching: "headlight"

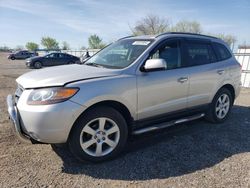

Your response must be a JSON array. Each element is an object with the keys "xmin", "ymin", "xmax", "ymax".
[{"xmin": 27, "ymin": 87, "xmax": 79, "ymax": 105}]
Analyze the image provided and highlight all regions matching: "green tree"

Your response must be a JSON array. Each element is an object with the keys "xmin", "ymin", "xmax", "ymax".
[
  {"xmin": 88, "ymin": 34, "xmax": 106, "ymax": 49},
  {"xmin": 25, "ymin": 42, "xmax": 39, "ymax": 51},
  {"xmin": 41, "ymin": 37, "xmax": 59, "ymax": 49},
  {"xmin": 172, "ymin": 20, "xmax": 202, "ymax": 34},
  {"xmin": 131, "ymin": 14, "xmax": 171, "ymax": 35},
  {"xmin": 61, "ymin": 41, "xmax": 70, "ymax": 50}
]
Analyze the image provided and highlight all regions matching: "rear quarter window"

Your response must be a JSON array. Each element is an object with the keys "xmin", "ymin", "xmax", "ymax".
[{"xmin": 213, "ymin": 43, "xmax": 232, "ymax": 61}]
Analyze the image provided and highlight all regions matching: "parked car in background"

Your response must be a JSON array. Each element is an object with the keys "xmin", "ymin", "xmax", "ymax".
[
  {"xmin": 8, "ymin": 50, "xmax": 38, "ymax": 60},
  {"xmin": 7, "ymin": 32, "xmax": 241, "ymax": 162},
  {"xmin": 26, "ymin": 52, "xmax": 80, "ymax": 69}
]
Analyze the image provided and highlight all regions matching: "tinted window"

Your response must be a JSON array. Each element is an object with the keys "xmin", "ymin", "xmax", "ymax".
[
  {"xmin": 185, "ymin": 42, "xmax": 216, "ymax": 66},
  {"xmin": 150, "ymin": 40, "xmax": 181, "ymax": 70},
  {"xmin": 58, "ymin": 53, "xmax": 69, "ymax": 58},
  {"xmin": 213, "ymin": 43, "xmax": 232, "ymax": 61},
  {"xmin": 46, "ymin": 53, "xmax": 57, "ymax": 58}
]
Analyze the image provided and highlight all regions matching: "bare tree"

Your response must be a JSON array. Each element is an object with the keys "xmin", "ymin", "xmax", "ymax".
[
  {"xmin": 131, "ymin": 14, "xmax": 171, "ymax": 35},
  {"xmin": 15, "ymin": 45, "xmax": 24, "ymax": 51},
  {"xmin": 238, "ymin": 41, "xmax": 250, "ymax": 49},
  {"xmin": 172, "ymin": 20, "xmax": 202, "ymax": 34},
  {"xmin": 61, "ymin": 41, "xmax": 70, "ymax": 50},
  {"xmin": 213, "ymin": 34, "xmax": 237, "ymax": 49}
]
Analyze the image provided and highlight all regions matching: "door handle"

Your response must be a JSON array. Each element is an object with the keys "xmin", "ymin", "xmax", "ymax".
[
  {"xmin": 217, "ymin": 70, "xmax": 225, "ymax": 75},
  {"xmin": 178, "ymin": 77, "xmax": 188, "ymax": 83}
]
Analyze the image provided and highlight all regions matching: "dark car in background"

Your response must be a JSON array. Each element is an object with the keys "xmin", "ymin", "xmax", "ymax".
[
  {"xmin": 26, "ymin": 52, "xmax": 80, "ymax": 69},
  {"xmin": 8, "ymin": 50, "xmax": 38, "ymax": 60}
]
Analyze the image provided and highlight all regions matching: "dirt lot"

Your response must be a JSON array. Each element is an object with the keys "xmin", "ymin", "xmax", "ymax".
[{"xmin": 0, "ymin": 52, "xmax": 250, "ymax": 188}]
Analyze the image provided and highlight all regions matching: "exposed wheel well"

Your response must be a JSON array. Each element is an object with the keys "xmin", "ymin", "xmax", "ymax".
[{"xmin": 219, "ymin": 84, "xmax": 235, "ymax": 101}]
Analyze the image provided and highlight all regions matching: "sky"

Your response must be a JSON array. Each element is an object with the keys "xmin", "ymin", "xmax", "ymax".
[{"xmin": 0, "ymin": 0, "xmax": 249, "ymax": 49}]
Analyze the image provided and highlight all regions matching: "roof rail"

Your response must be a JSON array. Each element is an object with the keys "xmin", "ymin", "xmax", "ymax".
[
  {"xmin": 156, "ymin": 32, "xmax": 218, "ymax": 39},
  {"xmin": 117, "ymin": 35, "xmax": 134, "ymax": 41}
]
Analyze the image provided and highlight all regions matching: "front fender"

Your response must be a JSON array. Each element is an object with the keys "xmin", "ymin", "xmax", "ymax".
[{"xmin": 67, "ymin": 75, "xmax": 137, "ymax": 120}]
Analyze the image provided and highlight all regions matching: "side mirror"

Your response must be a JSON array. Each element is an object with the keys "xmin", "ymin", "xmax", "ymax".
[{"xmin": 142, "ymin": 59, "xmax": 167, "ymax": 72}]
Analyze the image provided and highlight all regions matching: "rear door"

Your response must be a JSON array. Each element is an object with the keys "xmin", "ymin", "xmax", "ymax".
[
  {"xmin": 183, "ymin": 39, "xmax": 225, "ymax": 108},
  {"xmin": 58, "ymin": 53, "xmax": 71, "ymax": 65}
]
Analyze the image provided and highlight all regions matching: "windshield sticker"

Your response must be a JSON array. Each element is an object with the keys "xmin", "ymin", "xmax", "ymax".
[{"xmin": 132, "ymin": 41, "xmax": 151, "ymax": 46}]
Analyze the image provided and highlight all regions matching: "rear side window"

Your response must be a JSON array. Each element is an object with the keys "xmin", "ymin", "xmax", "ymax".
[
  {"xmin": 213, "ymin": 43, "xmax": 232, "ymax": 61},
  {"xmin": 59, "ymin": 53, "xmax": 70, "ymax": 58},
  {"xmin": 185, "ymin": 42, "xmax": 216, "ymax": 66}
]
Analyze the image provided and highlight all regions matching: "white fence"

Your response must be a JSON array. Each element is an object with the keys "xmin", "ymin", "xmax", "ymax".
[
  {"xmin": 63, "ymin": 49, "xmax": 99, "ymax": 58},
  {"xmin": 235, "ymin": 49, "xmax": 250, "ymax": 88}
]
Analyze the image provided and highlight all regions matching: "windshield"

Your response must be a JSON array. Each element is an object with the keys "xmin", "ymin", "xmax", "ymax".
[{"xmin": 85, "ymin": 39, "xmax": 154, "ymax": 69}]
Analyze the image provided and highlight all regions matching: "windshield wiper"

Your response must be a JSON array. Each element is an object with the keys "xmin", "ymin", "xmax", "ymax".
[{"xmin": 85, "ymin": 63, "xmax": 105, "ymax": 68}]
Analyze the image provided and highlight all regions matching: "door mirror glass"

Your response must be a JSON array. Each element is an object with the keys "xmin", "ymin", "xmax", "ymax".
[{"xmin": 142, "ymin": 59, "xmax": 167, "ymax": 72}]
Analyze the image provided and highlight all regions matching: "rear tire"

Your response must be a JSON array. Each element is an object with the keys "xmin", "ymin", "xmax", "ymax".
[
  {"xmin": 205, "ymin": 88, "xmax": 233, "ymax": 123},
  {"xmin": 34, "ymin": 61, "xmax": 42, "ymax": 69},
  {"xmin": 68, "ymin": 106, "xmax": 128, "ymax": 162}
]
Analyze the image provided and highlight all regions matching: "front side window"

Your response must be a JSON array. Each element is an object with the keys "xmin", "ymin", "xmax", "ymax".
[
  {"xmin": 149, "ymin": 40, "xmax": 181, "ymax": 70},
  {"xmin": 46, "ymin": 53, "xmax": 57, "ymax": 58},
  {"xmin": 185, "ymin": 42, "xmax": 216, "ymax": 66},
  {"xmin": 85, "ymin": 39, "xmax": 154, "ymax": 69}
]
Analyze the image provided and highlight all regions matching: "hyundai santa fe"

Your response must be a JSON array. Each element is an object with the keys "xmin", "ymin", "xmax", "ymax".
[{"xmin": 7, "ymin": 32, "xmax": 241, "ymax": 162}]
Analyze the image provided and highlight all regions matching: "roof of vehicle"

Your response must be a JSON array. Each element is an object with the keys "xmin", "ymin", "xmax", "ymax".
[{"xmin": 120, "ymin": 32, "xmax": 221, "ymax": 42}]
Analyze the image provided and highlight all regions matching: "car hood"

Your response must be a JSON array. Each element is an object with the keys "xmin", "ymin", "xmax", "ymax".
[
  {"xmin": 26, "ymin": 56, "xmax": 41, "ymax": 61},
  {"xmin": 16, "ymin": 64, "xmax": 120, "ymax": 89}
]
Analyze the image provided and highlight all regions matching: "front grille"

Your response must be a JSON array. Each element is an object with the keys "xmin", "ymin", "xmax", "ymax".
[{"xmin": 15, "ymin": 84, "xmax": 24, "ymax": 103}]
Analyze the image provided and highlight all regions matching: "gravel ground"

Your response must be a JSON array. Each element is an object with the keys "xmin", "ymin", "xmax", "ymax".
[{"xmin": 0, "ymin": 52, "xmax": 250, "ymax": 188}]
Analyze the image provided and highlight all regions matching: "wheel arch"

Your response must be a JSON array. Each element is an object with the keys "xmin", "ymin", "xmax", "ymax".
[
  {"xmin": 68, "ymin": 100, "xmax": 134, "ymax": 141},
  {"xmin": 33, "ymin": 61, "xmax": 43, "ymax": 68},
  {"xmin": 219, "ymin": 84, "xmax": 235, "ymax": 102}
]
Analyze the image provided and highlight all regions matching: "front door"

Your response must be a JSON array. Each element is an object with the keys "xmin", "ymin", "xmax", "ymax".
[{"xmin": 137, "ymin": 39, "xmax": 189, "ymax": 120}]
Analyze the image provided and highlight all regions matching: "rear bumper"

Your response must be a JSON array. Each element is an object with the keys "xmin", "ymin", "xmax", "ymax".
[{"xmin": 6, "ymin": 95, "xmax": 31, "ymax": 143}]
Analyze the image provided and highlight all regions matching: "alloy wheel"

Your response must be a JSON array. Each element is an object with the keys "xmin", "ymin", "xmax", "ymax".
[
  {"xmin": 215, "ymin": 94, "xmax": 230, "ymax": 119},
  {"xmin": 79, "ymin": 117, "xmax": 120, "ymax": 157}
]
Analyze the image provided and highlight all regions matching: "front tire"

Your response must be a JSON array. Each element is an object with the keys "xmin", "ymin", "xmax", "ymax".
[
  {"xmin": 34, "ymin": 61, "xmax": 42, "ymax": 69},
  {"xmin": 11, "ymin": 56, "xmax": 15, "ymax": 60},
  {"xmin": 68, "ymin": 106, "xmax": 128, "ymax": 162},
  {"xmin": 205, "ymin": 88, "xmax": 233, "ymax": 123}
]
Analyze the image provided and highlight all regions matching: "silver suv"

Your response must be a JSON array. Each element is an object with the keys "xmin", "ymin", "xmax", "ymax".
[{"xmin": 7, "ymin": 32, "xmax": 241, "ymax": 162}]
